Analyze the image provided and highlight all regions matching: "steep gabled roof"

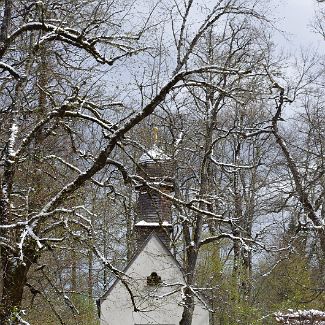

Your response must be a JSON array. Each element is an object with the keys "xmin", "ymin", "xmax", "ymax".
[{"xmin": 99, "ymin": 231, "xmax": 183, "ymax": 303}]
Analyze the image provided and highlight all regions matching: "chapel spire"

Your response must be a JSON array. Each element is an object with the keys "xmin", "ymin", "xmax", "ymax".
[{"xmin": 134, "ymin": 128, "xmax": 175, "ymax": 248}]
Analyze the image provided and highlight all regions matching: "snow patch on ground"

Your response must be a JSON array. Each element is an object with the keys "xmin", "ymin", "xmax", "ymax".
[
  {"xmin": 275, "ymin": 309, "xmax": 325, "ymax": 324},
  {"xmin": 135, "ymin": 220, "xmax": 172, "ymax": 227}
]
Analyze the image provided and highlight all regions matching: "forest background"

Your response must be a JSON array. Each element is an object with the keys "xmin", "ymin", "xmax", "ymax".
[{"xmin": 1, "ymin": 0, "xmax": 325, "ymax": 324}]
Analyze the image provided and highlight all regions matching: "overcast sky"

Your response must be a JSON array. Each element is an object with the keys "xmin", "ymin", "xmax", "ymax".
[{"xmin": 273, "ymin": 0, "xmax": 323, "ymax": 53}]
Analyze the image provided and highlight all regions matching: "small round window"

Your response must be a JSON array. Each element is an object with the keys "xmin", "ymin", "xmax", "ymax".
[{"xmin": 147, "ymin": 272, "xmax": 162, "ymax": 286}]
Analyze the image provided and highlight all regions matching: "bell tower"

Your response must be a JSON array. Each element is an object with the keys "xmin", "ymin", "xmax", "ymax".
[
  {"xmin": 99, "ymin": 128, "xmax": 210, "ymax": 325},
  {"xmin": 134, "ymin": 128, "xmax": 175, "ymax": 248}
]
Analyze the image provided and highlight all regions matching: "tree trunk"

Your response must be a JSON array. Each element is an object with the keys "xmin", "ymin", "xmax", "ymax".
[
  {"xmin": 0, "ymin": 0, "xmax": 12, "ymax": 58},
  {"xmin": 88, "ymin": 250, "xmax": 93, "ymax": 298},
  {"xmin": 126, "ymin": 187, "xmax": 134, "ymax": 261},
  {"xmin": 0, "ymin": 251, "xmax": 31, "ymax": 324},
  {"xmin": 71, "ymin": 249, "xmax": 77, "ymax": 292},
  {"xmin": 179, "ymin": 238, "xmax": 197, "ymax": 325},
  {"xmin": 179, "ymin": 286, "xmax": 195, "ymax": 325}
]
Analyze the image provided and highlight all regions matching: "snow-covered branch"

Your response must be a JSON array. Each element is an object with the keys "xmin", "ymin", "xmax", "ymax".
[{"xmin": 0, "ymin": 61, "xmax": 25, "ymax": 79}]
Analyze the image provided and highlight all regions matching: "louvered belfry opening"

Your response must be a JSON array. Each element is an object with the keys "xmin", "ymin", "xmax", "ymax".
[{"xmin": 135, "ymin": 145, "xmax": 175, "ymax": 249}]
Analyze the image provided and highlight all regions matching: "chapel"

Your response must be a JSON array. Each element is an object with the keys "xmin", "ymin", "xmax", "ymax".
[{"xmin": 98, "ymin": 135, "xmax": 210, "ymax": 325}]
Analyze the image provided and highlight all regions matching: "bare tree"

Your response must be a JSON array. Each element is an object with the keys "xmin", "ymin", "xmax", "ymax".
[
  {"xmin": 0, "ymin": 0, "xmax": 269, "ymax": 323},
  {"xmin": 268, "ymin": 64, "xmax": 325, "ymax": 259},
  {"xmin": 150, "ymin": 5, "xmax": 275, "ymax": 324}
]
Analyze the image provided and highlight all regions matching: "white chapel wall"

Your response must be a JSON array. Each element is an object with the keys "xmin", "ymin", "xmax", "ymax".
[{"xmin": 100, "ymin": 235, "xmax": 209, "ymax": 325}]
